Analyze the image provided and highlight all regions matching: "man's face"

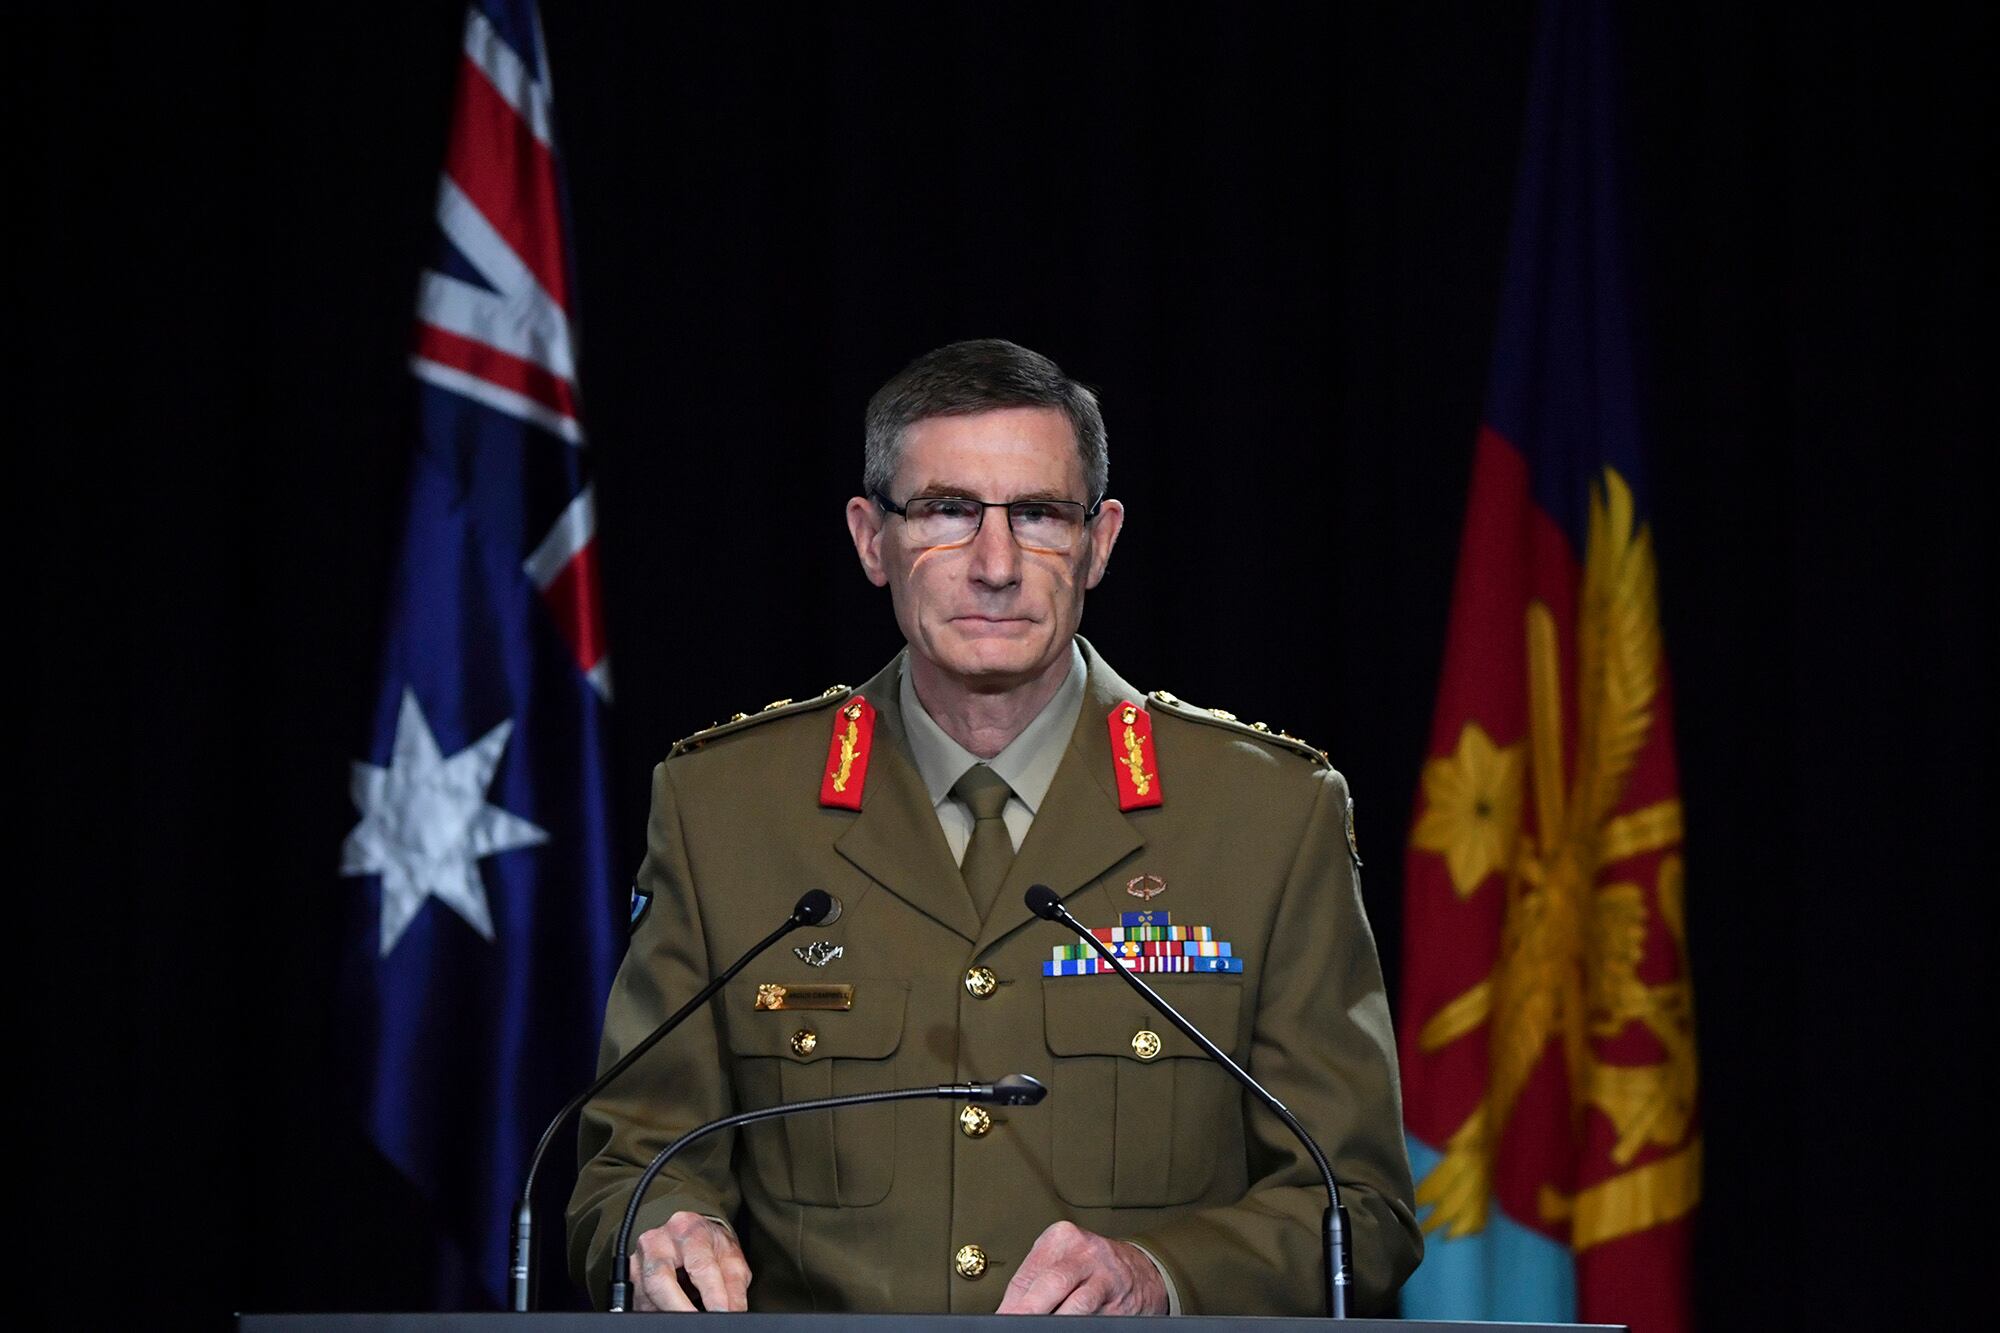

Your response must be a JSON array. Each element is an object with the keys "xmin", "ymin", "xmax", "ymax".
[{"xmin": 846, "ymin": 406, "xmax": 1124, "ymax": 695}]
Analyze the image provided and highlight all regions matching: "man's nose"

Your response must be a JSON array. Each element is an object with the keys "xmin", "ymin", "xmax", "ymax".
[{"xmin": 966, "ymin": 507, "xmax": 1022, "ymax": 585}]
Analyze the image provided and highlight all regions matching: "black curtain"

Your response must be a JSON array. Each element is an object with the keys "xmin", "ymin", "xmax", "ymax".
[{"xmin": 26, "ymin": 3, "xmax": 1984, "ymax": 1326}]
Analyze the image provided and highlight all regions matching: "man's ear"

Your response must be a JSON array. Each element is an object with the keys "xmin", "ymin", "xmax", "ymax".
[
  {"xmin": 846, "ymin": 496, "xmax": 890, "ymax": 587},
  {"xmin": 1082, "ymin": 498, "xmax": 1125, "ymax": 590}
]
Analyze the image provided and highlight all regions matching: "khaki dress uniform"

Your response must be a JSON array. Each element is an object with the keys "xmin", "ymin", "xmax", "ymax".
[{"xmin": 566, "ymin": 639, "xmax": 1422, "ymax": 1313}]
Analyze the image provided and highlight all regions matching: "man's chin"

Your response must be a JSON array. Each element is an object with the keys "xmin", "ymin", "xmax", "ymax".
[{"xmin": 928, "ymin": 627, "xmax": 1060, "ymax": 688}]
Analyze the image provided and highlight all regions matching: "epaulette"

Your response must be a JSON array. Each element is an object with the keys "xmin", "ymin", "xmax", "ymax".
[
  {"xmin": 1145, "ymin": 689, "xmax": 1330, "ymax": 767},
  {"xmin": 669, "ymin": 684, "xmax": 853, "ymax": 757}
]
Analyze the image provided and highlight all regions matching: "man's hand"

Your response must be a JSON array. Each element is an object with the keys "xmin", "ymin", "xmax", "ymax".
[
  {"xmin": 995, "ymin": 1221, "xmax": 1168, "ymax": 1316},
  {"xmin": 628, "ymin": 1211, "xmax": 752, "ymax": 1312}
]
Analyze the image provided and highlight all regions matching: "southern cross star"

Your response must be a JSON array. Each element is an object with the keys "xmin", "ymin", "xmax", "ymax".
[{"xmin": 342, "ymin": 687, "xmax": 548, "ymax": 957}]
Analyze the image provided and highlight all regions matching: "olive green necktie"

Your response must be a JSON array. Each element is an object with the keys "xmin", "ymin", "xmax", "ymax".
[{"xmin": 951, "ymin": 765, "xmax": 1016, "ymax": 920}]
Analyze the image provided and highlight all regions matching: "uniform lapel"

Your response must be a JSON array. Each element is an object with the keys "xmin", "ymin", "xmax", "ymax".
[
  {"xmin": 976, "ymin": 639, "xmax": 1145, "ymax": 953},
  {"xmin": 833, "ymin": 654, "xmax": 984, "ymax": 942}
]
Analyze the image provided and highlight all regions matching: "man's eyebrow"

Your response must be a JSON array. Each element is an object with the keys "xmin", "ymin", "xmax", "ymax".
[{"xmin": 908, "ymin": 482, "xmax": 1074, "ymax": 502}]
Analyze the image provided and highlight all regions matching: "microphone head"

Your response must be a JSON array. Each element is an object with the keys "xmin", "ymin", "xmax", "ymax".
[
  {"xmin": 1024, "ymin": 885, "xmax": 1062, "ymax": 920},
  {"xmin": 794, "ymin": 890, "xmax": 841, "ymax": 926},
  {"xmin": 986, "ymin": 1074, "xmax": 1048, "ymax": 1106}
]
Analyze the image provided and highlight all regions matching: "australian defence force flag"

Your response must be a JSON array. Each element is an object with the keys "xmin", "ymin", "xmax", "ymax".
[
  {"xmin": 1398, "ymin": 4, "xmax": 1699, "ymax": 1332},
  {"xmin": 339, "ymin": 1, "xmax": 619, "ymax": 1309}
]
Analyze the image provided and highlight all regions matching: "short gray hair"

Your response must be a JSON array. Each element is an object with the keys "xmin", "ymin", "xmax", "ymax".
[{"xmin": 863, "ymin": 339, "xmax": 1108, "ymax": 502}]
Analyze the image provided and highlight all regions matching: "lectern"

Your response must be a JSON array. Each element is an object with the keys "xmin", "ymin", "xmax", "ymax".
[{"xmin": 242, "ymin": 1315, "xmax": 1625, "ymax": 1332}]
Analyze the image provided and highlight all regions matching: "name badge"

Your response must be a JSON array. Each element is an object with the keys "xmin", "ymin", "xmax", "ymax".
[{"xmin": 754, "ymin": 982, "xmax": 854, "ymax": 1011}]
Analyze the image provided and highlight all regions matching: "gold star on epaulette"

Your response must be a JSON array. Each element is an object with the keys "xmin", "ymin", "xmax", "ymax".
[
  {"xmin": 1146, "ymin": 689, "xmax": 1329, "ymax": 767},
  {"xmin": 670, "ymin": 684, "xmax": 852, "ymax": 757}
]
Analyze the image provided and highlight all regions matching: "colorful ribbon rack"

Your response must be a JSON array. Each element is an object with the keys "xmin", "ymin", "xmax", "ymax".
[{"xmin": 1044, "ymin": 912, "xmax": 1244, "ymax": 975}]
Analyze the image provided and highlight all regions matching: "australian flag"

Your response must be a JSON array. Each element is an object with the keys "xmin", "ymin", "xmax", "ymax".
[{"xmin": 339, "ymin": 1, "xmax": 619, "ymax": 1309}]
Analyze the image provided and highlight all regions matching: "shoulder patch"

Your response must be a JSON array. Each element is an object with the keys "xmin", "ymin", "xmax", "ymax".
[
  {"xmin": 1106, "ymin": 700, "xmax": 1164, "ymax": 811},
  {"xmin": 670, "ymin": 684, "xmax": 852, "ymax": 757},
  {"xmin": 1146, "ymin": 689, "xmax": 1330, "ymax": 767},
  {"xmin": 819, "ymin": 694, "xmax": 877, "ymax": 809}
]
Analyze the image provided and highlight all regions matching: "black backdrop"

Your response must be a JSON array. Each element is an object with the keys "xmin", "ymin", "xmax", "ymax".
[{"xmin": 25, "ymin": 4, "xmax": 1986, "ymax": 1328}]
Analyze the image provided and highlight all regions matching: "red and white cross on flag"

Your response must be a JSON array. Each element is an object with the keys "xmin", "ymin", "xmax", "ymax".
[{"xmin": 410, "ymin": 0, "xmax": 608, "ymax": 699}]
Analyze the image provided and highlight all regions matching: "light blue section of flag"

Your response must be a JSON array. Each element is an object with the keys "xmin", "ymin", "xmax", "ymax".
[{"xmin": 1400, "ymin": 1134, "xmax": 1576, "ymax": 1322}]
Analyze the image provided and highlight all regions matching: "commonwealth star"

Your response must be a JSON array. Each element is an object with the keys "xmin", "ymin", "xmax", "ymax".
[{"xmin": 341, "ymin": 688, "xmax": 548, "ymax": 956}]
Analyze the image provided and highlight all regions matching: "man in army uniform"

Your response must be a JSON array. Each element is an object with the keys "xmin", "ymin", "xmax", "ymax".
[{"xmin": 567, "ymin": 339, "xmax": 1422, "ymax": 1314}]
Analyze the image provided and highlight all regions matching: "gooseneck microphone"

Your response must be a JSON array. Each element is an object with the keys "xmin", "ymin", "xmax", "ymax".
[
  {"xmin": 1024, "ymin": 884, "xmax": 1353, "ymax": 1318},
  {"xmin": 510, "ymin": 889, "xmax": 842, "ymax": 1312},
  {"xmin": 607, "ymin": 1074, "xmax": 1048, "ymax": 1312}
]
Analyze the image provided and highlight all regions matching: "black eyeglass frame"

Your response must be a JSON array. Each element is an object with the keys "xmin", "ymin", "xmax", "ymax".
[{"xmin": 871, "ymin": 490, "xmax": 1105, "ymax": 547}]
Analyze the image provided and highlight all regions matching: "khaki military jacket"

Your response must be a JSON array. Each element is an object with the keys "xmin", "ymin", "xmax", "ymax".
[{"xmin": 567, "ymin": 641, "xmax": 1421, "ymax": 1313}]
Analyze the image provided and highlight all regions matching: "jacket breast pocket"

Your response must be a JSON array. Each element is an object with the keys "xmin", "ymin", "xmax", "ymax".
[
  {"xmin": 1042, "ymin": 977, "xmax": 1245, "ymax": 1207},
  {"xmin": 722, "ymin": 978, "xmax": 908, "ymax": 1207}
]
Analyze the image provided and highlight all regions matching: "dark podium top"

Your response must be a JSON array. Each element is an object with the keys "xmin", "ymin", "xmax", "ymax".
[{"xmin": 241, "ymin": 1316, "xmax": 1626, "ymax": 1332}]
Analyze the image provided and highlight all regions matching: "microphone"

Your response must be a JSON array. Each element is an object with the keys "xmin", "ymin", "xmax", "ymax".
[
  {"xmin": 1025, "ymin": 884, "xmax": 1354, "ymax": 1318},
  {"xmin": 608, "ymin": 1075, "xmax": 1049, "ymax": 1312},
  {"xmin": 510, "ymin": 888, "xmax": 842, "ymax": 1312}
]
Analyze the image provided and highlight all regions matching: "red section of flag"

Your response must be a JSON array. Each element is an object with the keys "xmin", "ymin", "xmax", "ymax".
[
  {"xmin": 445, "ymin": 52, "xmax": 570, "ymax": 312},
  {"xmin": 1400, "ymin": 428, "xmax": 1535, "ymax": 1149},
  {"xmin": 415, "ymin": 322, "xmax": 577, "ymax": 421},
  {"xmin": 1401, "ymin": 427, "xmax": 1699, "ymax": 1333},
  {"xmin": 537, "ymin": 538, "xmax": 605, "ymax": 673},
  {"xmin": 1580, "ymin": 1215, "xmax": 1694, "ymax": 1331}
]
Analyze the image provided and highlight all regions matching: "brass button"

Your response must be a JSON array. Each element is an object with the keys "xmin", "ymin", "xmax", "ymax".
[
  {"xmin": 1131, "ymin": 1029, "xmax": 1162, "ymax": 1060},
  {"xmin": 964, "ymin": 966, "xmax": 998, "ymax": 998},
  {"xmin": 954, "ymin": 1244, "xmax": 988, "ymax": 1279},
  {"xmin": 791, "ymin": 1028, "xmax": 818, "ymax": 1057},
  {"xmin": 959, "ymin": 1104, "xmax": 993, "ymax": 1138}
]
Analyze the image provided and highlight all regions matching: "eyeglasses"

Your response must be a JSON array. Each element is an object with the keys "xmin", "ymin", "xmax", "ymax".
[{"xmin": 874, "ymin": 491, "xmax": 1102, "ymax": 553}]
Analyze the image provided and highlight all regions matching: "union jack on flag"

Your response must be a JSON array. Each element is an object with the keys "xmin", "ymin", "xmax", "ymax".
[
  {"xmin": 339, "ymin": 0, "xmax": 619, "ymax": 1309},
  {"xmin": 413, "ymin": 0, "xmax": 606, "ymax": 689}
]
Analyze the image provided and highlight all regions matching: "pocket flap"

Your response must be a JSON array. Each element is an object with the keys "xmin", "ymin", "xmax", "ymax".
[
  {"xmin": 723, "ymin": 978, "xmax": 908, "ymax": 1062},
  {"xmin": 1043, "ymin": 977, "xmax": 1243, "ymax": 1061}
]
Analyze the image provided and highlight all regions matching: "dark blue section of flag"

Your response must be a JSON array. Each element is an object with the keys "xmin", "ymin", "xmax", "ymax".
[
  {"xmin": 476, "ymin": 0, "xmax": 544, "ymax": 83},
  {"xmin": 342, "ymin": 388, "xmax": 618, "ymax": 1308},
  {"xmin": 435, "ymin": 235, "xmax": 499, "ymax": 293},
  {"xmin": 1482, "ymin": 0, "xmax": 1648, "ymax": 550}
]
